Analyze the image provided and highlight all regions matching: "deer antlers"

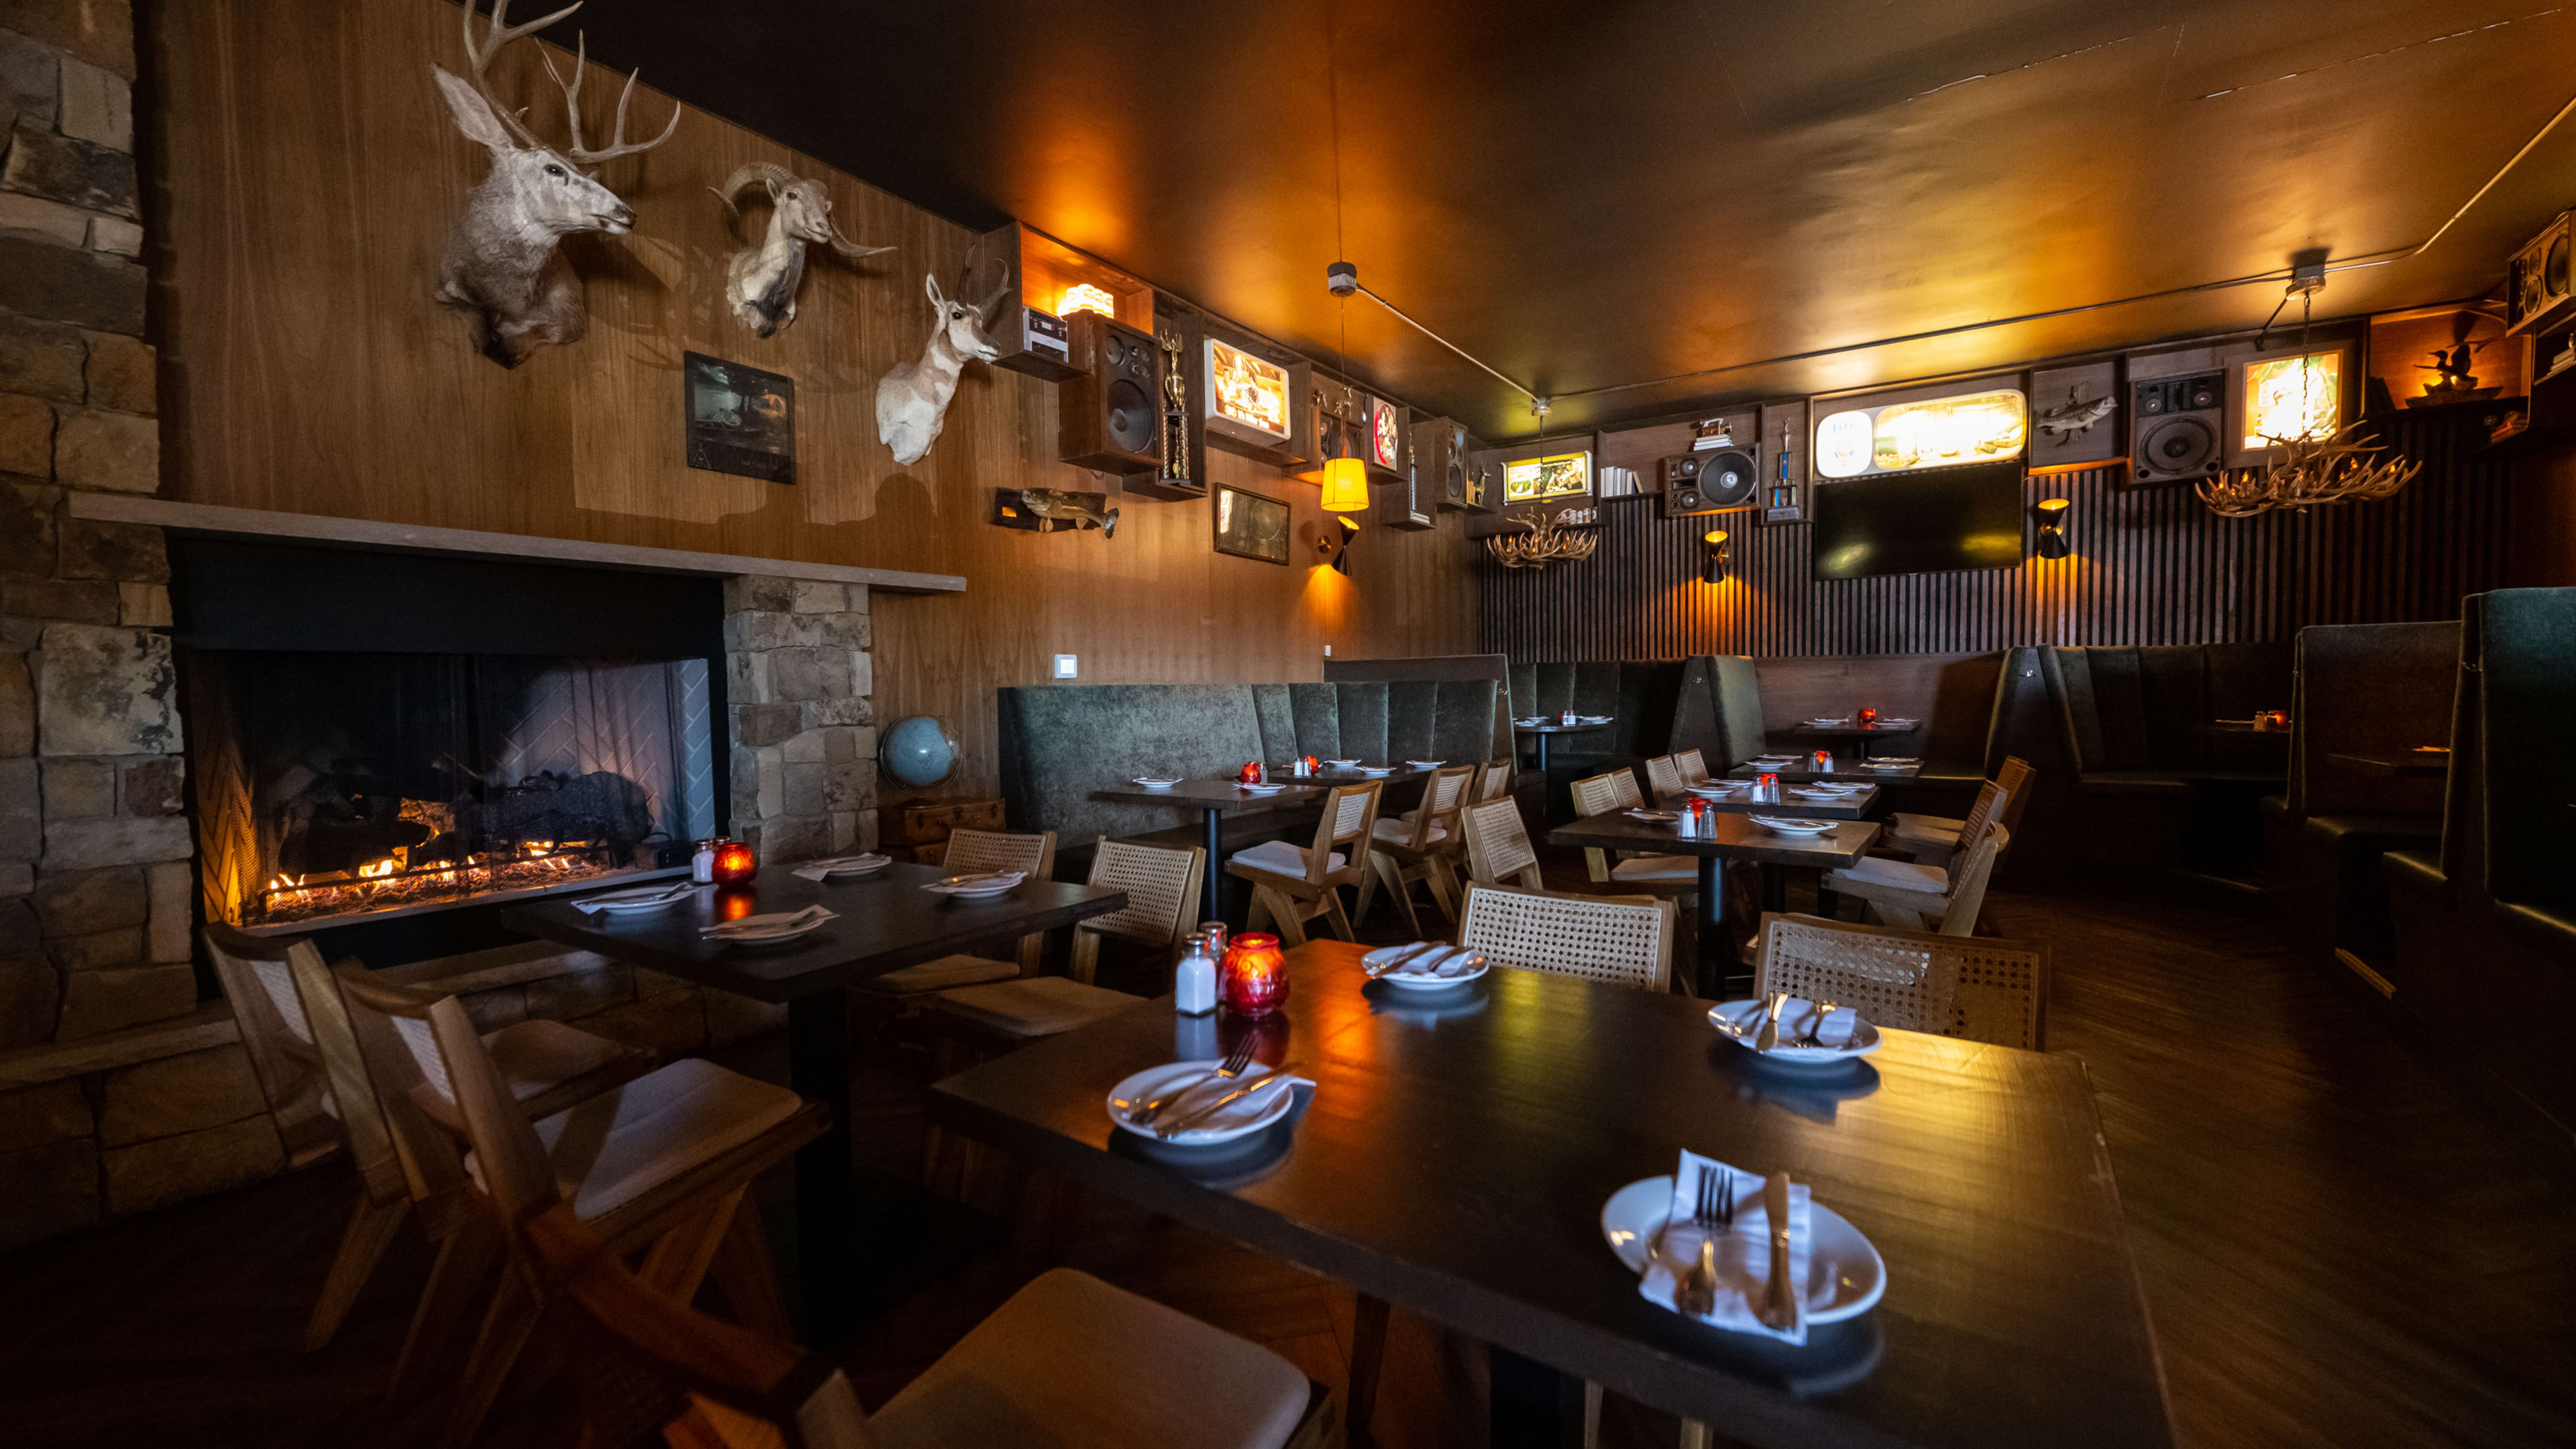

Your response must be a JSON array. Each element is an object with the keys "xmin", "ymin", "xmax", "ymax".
[
  {"xmin": 2198, "ymin": 423, "xmax": 2420, "ymax": 519},
  {"xmin": 458, "ymin": 0, "xmax": 678, "ymax": 164},
  {"xmin": 1485, "ymin": 511, "xmax": 1600, "ymax": 569}
]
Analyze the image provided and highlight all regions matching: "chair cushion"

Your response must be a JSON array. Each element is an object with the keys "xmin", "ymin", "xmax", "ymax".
[
  {"xmin": 870, "ymin": 1267, "xmax": 1312, "ymax": 1449},
  {"xmin": 867, "ymin": 953, "xmax": 1020, "ymax": 995},
  {"xmin": 930, "ymin": 977, "xmax": 1144, "ymax": 1042},
  {"xmin": 476, "ymin": 1057, "xmax": 805, "ymax": 1221},
  {"xmin": 1230, "ymin": 839, "xmax": 1344, "ymax": 875},
  {"xmin": 1372, "ymin": 817, "xmax": 1446, "ymax": 844},
  {"xmin": 484, "ymin": 1019, "xmax": 636, "ymax": 1104},
  {"xmin": 1829, "ymin": 855, "xmax": 1950, "ymax": 894},
  {"xmin": 1890, "ymin": 812, "xmax": 1963, "ymax": 846},
  {"xmin": 1610, "ymin": 855, "xmax": 1698, "ymax": 881}
]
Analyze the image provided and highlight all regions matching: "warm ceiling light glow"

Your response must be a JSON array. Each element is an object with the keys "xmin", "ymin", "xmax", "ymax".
[
  {"xmin": 1059, "ymin": 282, "xmax": 1117, "ymax": 319},
  {"xmin": 1318, "ymin": 455, "xmax": 1371, "ymax": 512}
]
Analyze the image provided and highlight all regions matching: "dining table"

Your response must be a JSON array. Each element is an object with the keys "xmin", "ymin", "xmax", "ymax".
[
  {"xmin": 1657, "ymin": 784, "xmax": 1882, "ymax": 820},
  {"xmin": 926, "ymin": 941, "xmax": 2175, "ymax": 1449},
  {"xmin": 2326, "ymin": 749, "xmax": 2451, "ymax": 778},
  {"xmin": 1091, "ymin": 767, "xmax": 1434, "ymax": 925},
  {"xmin": 500, "ymin": 860, "xmax": 1129, "ymax": 1330},
  {"xmin": 1514, "ymin": 719, "xmax": 1610, "ymax": 773},
  {"xmin": 1549, "ymin": 811, "xmax": 1880, "ymax": 995},
  {"xmin": 1788, "ymin": 720, "xmax": 1919, "ymax": 760},
  {"xmin": 1729, "ymin": 759, "xmax": 1921, "ymax": 784}
]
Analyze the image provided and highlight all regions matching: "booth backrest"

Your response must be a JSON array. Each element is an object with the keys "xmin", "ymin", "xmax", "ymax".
[
  {"xmin": 2479, "ymin": 588, "xmax": 2576, "ymax": 909},
  {"xmin": 1506, "ymin": 657, "xmax": 1766, "ymax": 767},
  {"xmin": 997, "ymin": 679, "xmax": 1499, "ymax": 841},
  {"xmin": 2290, "ymin": 621, "xmax": 2456, "ymax": 818},
  {"xmin": 2046, "ymin": 643, "xmax": 2292, "ymax": 772},
  {"xmin": 1324, "ymin": 654, "xmax": 1514, "ymax": 761},
  {"xmin": 2440, "ymin": 593, "xmax": 2485, "ymax": 886}
]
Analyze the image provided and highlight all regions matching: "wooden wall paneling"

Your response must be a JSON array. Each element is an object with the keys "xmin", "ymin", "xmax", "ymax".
[
  {"xmin": 1481, "ymin": 412, "xmax": 2512, "ymax": 662},
  {"xmin": 146, "ymin": 0, "xmax": 1481, "ymax": 803}
]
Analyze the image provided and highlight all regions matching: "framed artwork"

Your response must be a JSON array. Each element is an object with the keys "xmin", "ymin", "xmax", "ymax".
[
  {"xmin": 1214, "ymin": 484, "xmax": 1292, "ymax": 565},
  {"xmin": 1366, "ymin": 396, "xmax": 1405, "ymax": 474},
  {"xmin": 1503, "ymin": 449, "xmax": 1592, "ymax": 504},
  {"xmin": 684, "ymin": 352, "xmax": 796, "ymax": 484},
  {"xmin": 1203, "ymin": 338, "xmax": 1293, "ymax": 448},
  {"xmin": 2227, "ymin": 342, "xmax": 2353, "ymax": 468},
  {"xmin": 1813, "ymin": 388, "xmax": 2027, "ymax": 478}
]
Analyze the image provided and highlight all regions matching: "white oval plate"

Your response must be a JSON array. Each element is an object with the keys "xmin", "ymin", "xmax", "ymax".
[
  {"xmin": 927, "ymin": 881, "xmax": 1019, "ymax": 898},
  {"xmin": 1325, "ymin": 759, "xmax": 1362, "ymax": 767},
  {"xmin": 706, "ymin": 914, "xmax": 830, "ymax": 945},
  {"xmin": 1358, "ymin": 766, "xmax": 1394, "ymax": 776},
  {"xmin": 1600, "ymin": 1175, "xmax": 1886, "ymax": 1326},
  {"xmin": 1707, "ymin": 999, "xmax": 1883, "ymax": 1063},
  {"xmin": 816, "ymin": 856, "xmax": 892, "ymax": 877},
  {"xmin": 1405, "ymin": 759, "xmax": 1444, "ymax": 770},
  {"xmin": 1625, "ymin": 808, "xmax": 1680, "ymax": 822},
  {"xmin": 1238, "ymin": 783, "xmax": 1287, "ymax": 795},
  {"xmin": 1362, "ymin": 943, "xmax": 1490, "ymax": 989},
  {"xmin": 1106, "ymin": 1059, "xmax": 1299, "ymax": 1146},
  {"xmin": 1749, "ymin": 816, "xmax": 1837, "ymax": 836},
  {"xmin": 1131, "ymin": 777, "xmax": 1183, "ymax": 789},
  {"xmin": 580, "ymin": 885, "xmax": 693, "ymax": 913}
]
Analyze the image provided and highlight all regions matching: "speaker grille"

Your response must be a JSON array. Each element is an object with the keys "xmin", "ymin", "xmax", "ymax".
[
  {"xmin": 1106, "ymin": 378, "xmax": 1155, "ymax": 453},
  {"xmin": 2137, "ymin": 415, "xmax": 2218, "ymax": 479}
]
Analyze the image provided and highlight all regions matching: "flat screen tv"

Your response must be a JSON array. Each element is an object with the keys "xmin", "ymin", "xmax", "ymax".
[{"xmin": 1809, "ymin": 460, "xmax": 2026, "ymax": 580}]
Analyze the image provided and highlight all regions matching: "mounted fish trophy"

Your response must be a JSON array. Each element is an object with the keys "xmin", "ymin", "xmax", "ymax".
[
  {"xmin": 710, "ymin": 163, "xmax": 893, "ymax": 337},
  {"xmin": 431, "ymin": 0, "xmax": 681, "ymax": 368},
  {"xmin": 991, "ymin": 487, "xmax": 1119, "ymax": 538},
  {"xmin": 877, "ymin": 270, "xmax": 1010, "ymax": 466}
]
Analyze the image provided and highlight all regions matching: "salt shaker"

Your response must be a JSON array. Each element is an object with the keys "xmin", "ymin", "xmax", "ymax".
[
  {"xmin": 690, "ymin": 838, "xmax": 717, "ymax": 885},
  {"xmin": 1174, "ymin": 932, "xmax": 1218, "ymax": 1016}
]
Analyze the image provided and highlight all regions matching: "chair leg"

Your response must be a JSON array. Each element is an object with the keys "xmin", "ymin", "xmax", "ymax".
[
  {"xmin": 307, "ymin": 1192, "xmax": 411, "ymax": 1352},
  {"xmin": 1069, "ymin": 928, "xmax": 1101, "ymax": 986},
  {"xmin": 1582, "ymin": 1380, "xmax": 1603, "ymax": 1449},
  {"xmin": 1245, "ymin": 882, "xmax": 1276, "ymax": 933},
  {"xmin": 1353, "ymin": 856, "xmax": 1384, "ymax": 928},
  {"xmin": 706, "ymin": 1195, "xmax": 793, "ymax": 1340},
  {"xmin": 1424, "ymin": 855, "xmax": 1462, "ymax": 926},
  {"xmin": 1679, "ymin": 1417, "xmax": 1711, "ymax": 1449},
  {"xmin": 1373, "ymin": 855, "xmax": 1421, "ymax": 938},
  {"xmin": 439, "ymin": 1263, "xmax": 543, "ymax": 1449},
  {"xmin": 1265, "ymin": 889, "xmax": 1311, "ymax": 948},
  {"xmin": 1318, "ymin": 887, "xmax": 1356, "ymax": 943},
  {"xmin": 637, "ymin": 1190, "xmax": 741, "ymax": 1304},
  {"xmin": 1348, "ymin": 1292, "xmax": 1391, "ymax": 1444},
  {"xmin": 390, "ymin": 1209, "xmax": 501, "ymax": 1407}
]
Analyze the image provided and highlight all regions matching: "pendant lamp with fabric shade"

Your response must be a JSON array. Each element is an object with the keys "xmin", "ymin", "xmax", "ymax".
[{"xmin": 1318, "ymin": 453, "xmax": 1371, "ymax": 513}]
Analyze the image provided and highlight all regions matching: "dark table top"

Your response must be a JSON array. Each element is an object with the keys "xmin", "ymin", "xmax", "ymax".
[
  {"xmin": 1551, "ymin": 811, "xmax": 1880, "ymax": 868},
  {"xmin": 1514, "ymin": 720, "xmax": 1612, "ymax": 735},
  {"xmin": 1091, "ymin": 768, "xmax": 1430, "ymax": 812},
  {"xmin": 1730, "ymin": 761, "xmax": 1921, "ymax": 784},
  {"xmin": 499, "ymin": 862, "xmax": 1128, "ymax": 1004},
  {"xmin": 1788, "ymin": 722, "xmax": 1920, "ymax": 737},
  {"xmin": 1655, "ymin": 786, "xmax": 1881, "ymax": 820},
  {"xmin": 2201, "ymin": 720, "xmax": 2290, "ymax": 736},
  {"xmin": 2326, "ymin": 750, "xmax": 2450, "ymax": 777},
  {"xmin": 927, "ymin": 942, "xmax": 2174, "ymax": 1449}
]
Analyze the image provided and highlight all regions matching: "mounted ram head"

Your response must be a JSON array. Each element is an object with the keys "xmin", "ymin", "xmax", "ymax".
[
  {"xmin": 711, "ymin": 162, "xmax": 893, "ymax": 337},
  {"xmin": 431, "ymin": 0, "xmax": 679, "ymax": 367}
]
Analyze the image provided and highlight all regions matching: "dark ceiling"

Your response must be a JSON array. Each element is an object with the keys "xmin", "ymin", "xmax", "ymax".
[{"xmin": 536, "ymin": 0, "xmax": 2576, "ymax": 439}]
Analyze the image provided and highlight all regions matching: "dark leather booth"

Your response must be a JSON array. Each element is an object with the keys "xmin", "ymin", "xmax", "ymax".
[{"xmin": 1505, "ymin": 657, "xmax": 1766, "ymax": 814}]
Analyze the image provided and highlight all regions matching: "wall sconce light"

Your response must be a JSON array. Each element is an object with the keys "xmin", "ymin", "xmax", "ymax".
[
  {"xmin": 2034, "ymin": 498, "xmax": 2072, "ymax": 559},
  {"xmin": 1316, "ymin": 516, "xmax": 1359, "ymax": 574},
  {"xmin": 1701, "ymin": 529, "xmax": 1730, "ymax": 584}
]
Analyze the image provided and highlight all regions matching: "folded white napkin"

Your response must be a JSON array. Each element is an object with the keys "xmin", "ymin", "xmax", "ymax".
[
  {"xmin": 701, "ymin": 905, "xmax": 837, "ymax": 936},
  {"xmin": 792, "ymin": 853, "xmax": 891, "ymax": 882},
  {"xmin": 1638, "ymin": 1150, "xmax": 1810, "ymax": 1343},
  {"xmin": 570, "ymin": 881, "xmax": 692, "ymax": 913},
  {"xmin": 1723, "ymin": 996, "xmax": 1859, "ymax": 1049}
]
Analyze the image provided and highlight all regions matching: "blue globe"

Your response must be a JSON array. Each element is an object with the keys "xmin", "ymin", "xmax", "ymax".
[{"xmin": 880, "ymin": 715, "xmax": 958, "ymax": 789}]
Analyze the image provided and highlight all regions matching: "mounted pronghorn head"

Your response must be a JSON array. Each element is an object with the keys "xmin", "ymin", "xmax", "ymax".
[
  {"xmin": 430, "ymin": 0, "xmax": 680, "ymax": 366},
  {"xmin": 875, "ymin": 270, "xmax": 1010, "ymax": 466}
]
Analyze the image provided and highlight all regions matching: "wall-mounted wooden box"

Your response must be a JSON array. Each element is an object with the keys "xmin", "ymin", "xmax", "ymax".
[{"xmin": 969, "ymin": 221, "xmax": 1155, "ymax": 380}]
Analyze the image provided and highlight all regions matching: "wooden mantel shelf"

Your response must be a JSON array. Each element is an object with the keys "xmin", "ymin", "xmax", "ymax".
[{"xmin": 68, "ymin": 495, "xmax": 967, "ymax": 595}]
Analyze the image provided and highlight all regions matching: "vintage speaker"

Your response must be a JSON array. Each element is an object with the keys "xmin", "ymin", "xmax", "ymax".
[
  {"xmin": 2508, "ymin": 212, "xmax": 2575, "ymax": 337},
  {"xmin": 1060, "ymin": 312, "xmax": 1163, "ymax": 473},
  {"xmin": 1658, "ymin": 449, "xmax": 1759, "ymax": 517},
  {"xmin": 2129, "ymin": 370, "xmax": 2225, "ymax": 484},
  {"xmin": 1415, "ymin": 417, "xmax": 1474, "ymax": 512}
]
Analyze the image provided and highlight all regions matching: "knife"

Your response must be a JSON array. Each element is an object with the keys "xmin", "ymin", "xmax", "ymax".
[
  {"xmin": 1760, "ymin": 1171, "xmax": 1796, "ymax": 1331},
  {"xmin": 1753, "ymin": 991, "xmax": 1789, "ymax": 1053},
  {"xmin": 1153, "ymin": 1065, "xmax": 1305, "ymax": 1138}
]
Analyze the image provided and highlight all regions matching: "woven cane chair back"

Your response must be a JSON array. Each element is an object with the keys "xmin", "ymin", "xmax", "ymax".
[
  {"xmin": 943, "ymin": 828, "xmax": 1056, "ymax": 879},
  {"xmin": 1082, "ymin": 839, "xmax": 1205, "ymax": 945},
  {"xmin": 1644, "ymin": 755, "xmax": 1685, "ymax": 796},
  {"xmin": 1754, "ymin": 912, "xmax": 2047, "ymax": 1050},
  {"xmin": 1460, "ymin": 799, "xmax": 1543, "ymax": 889},
  {"xmin": 1609, "ymin": 769, "xmax": 1645, "ymax": 810},
  {"xmin": 1458, "ymin": 885, "xmax": 1674, "ymax": 991},
  {"xmin": 1675, "ymin": 749, "xmax": 1711, "ymax": 784},
  {"xmin": 1477, "ymin": 760, "xmax": 1513, "ymax": 802},
  {"xmin": 1570, "ymin": 773, "xmax": 1623, "ymax": 820}
]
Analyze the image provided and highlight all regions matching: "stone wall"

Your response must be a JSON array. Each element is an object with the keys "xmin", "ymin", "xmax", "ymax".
[{"xmin": 724, "ymin": 575, "xmax": 879, "ymax": 861}]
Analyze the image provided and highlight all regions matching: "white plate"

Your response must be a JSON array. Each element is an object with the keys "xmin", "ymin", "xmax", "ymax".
[
  {"xmin": 812, "ymin": 855, "xmax": 892, "ymax": 877},
  {"xmin": 1707, "ymin": 999, "xmax": 1884, "ymax": 1064},
  {"xmin": 1807, "ymin": 718, "xmax": 1850, "ymax": 727},
  {"xmin": 1624, "ymin": 808, "xmax": 1679, "ymax": 822},
  {"xmin": 1749, "ymin": 816, "xmax": 1837, "ymax": 836},
  {"xmin": 1599, "ymin": 1175, "xmax": 1886, "ymax": 1326},
  {"xmin": 1750, "ymin": 755, "xmax": 1799, "ymax": 764},
  {"xmin": 1361, "ymin": 942, "xmax": 1491, "ymax": 989},
  {"xmin": 1106, "ymin": 1059, "xmax": 1301, "ymax": 1146},
  {"xmin": 1578, "ymin": 715, "xmax": 1613, "ymax": 723},
  {"xmin": 1358, "ymin": 766, "xmax": 1394, "ymax": 776},
  {"xmin": 703, "ymin": 909, "xmax": 833, "ymax": 945},
  {"xmin": 1130, "ymin": 777, "xmax": 1183, "ymax": 789},
  {"xmin": 1786, "ymin": 788, "xmax": 1851, "ymax": 801},
  {"xmin": 1239, "ymin": 783, "xmax": 1288, "ymax": 794},
  {"xmin": 577, "ymin": 884, "xmax": 693, "ymax": 913},
  {"xmin": 1405, "ymin": 759, "xmax": 1444, "ymax": 769},
  {"xmin": 926, "ymin": 875, "xmax": 1021, "ymax": 898},
  {"xmin": 1325, "ymin": 759, "xmax": 1362, "ymax": 767}
]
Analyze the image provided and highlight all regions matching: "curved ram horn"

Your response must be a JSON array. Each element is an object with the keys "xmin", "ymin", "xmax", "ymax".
[
  {"xmin": 824, "ymin": 213, "xmax": 894, "ymax": 259},
  {"xmin": 709, "ymin": 161, "xmax": 794, "ymax": 214}
]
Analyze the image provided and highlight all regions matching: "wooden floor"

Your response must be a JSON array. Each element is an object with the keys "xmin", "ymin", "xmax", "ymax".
[{"xmin": 4, "ymin": 879, "xmax": 2574, "ymax": 1449}]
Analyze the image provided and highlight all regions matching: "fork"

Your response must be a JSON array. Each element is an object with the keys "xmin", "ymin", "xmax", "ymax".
[
  {"xmin": 1796, "ymin": 1000, "xmax": 1839, "ymax": 1049},
  {"xmin": 1676, "ymin": 1165, "xmax": 1733, "ymax": 1318},
  {"xmin": 1124, "ymin": 1037, "xmax": 1258, "ymax": 1125}
]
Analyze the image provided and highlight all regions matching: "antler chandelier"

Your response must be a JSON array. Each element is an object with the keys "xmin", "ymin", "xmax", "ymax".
[
  {"xmin": 2198, "ymin": 423, "xmax": 2419, "ymax": 519},
  {"xmin": 1486, "ymin": 510, "xmax": 1600, "ymax": 569}
]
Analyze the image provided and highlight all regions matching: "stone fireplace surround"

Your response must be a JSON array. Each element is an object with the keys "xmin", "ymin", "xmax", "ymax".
[{"xmin": 0, "ymin": 491, "xmax": 960, "ymax": 1250}]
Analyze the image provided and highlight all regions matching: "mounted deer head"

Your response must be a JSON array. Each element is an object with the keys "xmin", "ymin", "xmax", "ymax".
[
  {"xmin": 711, "ymin": 162, "xmax": 892, "ymax": 338},
  {"xmin": 875, "ymin": 270, "xmax": 1008, "ymax": 466},
  {"xmin": 431, "ymin": 0, "xmax": 680, "ymax": 368}
]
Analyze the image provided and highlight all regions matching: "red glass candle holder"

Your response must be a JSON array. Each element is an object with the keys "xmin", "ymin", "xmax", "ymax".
[
  {"xmin": 1218, "ymin": 932, "xmax": 1289, "ymax": 1017},
  {"xmin": 1858, "ymin": 706, "xmax": 1878, "ymax": 726},
  {"xmin": 710, "ymin": 838, "xmax": 757, "ymax": 884},
  {"xmin": 1813, "ymin": 749, "xmax": 1832, "ymax": 767},
  {"xmin": 1238, "ymin": 761, "xmax": 1263, "ymax": 785}
]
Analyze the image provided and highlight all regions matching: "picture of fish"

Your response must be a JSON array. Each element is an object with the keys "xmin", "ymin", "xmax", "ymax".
[{"xmin": 2037, "ymin": 386, "xmax": 2116, "ymax": 441}]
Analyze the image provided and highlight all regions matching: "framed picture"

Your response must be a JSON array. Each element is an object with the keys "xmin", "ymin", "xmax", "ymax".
[
  {"xmin": 1214, "ymin": 485, "xmax": 1292, "ymax": 565},
  {"xmin": 1364, "ymin": 396, "xmax": 1407, "ymax": 480},
  {"xmin": 1503, "ymin": 449, "xmax": 1592, "ymax": 504},
  {"xmin": 2227, "ymin": 341, "xmax": 2353, "ymax": 468},
  {"xmin": 684, "ymin": 352, "xmax": 796, "ymax": 484}
]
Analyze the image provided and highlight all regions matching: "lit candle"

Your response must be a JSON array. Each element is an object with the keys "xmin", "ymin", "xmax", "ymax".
[
  {"xmin": 710, "ymin": 838, "xmax": 757, "ymax": 884},
  {"xmin": 1218, "ymin": 932, "xmax": 1289, "ymax": 1017}
]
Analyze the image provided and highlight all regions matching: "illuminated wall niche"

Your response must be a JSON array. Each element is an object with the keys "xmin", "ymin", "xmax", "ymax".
[
  {"xmin": 1202, "ymin": 338, "xmax": 1292, "ymax": 448},
  {"xmin": 1815, "ymin": 388, "xmax": 2028, "ymax": 478}
]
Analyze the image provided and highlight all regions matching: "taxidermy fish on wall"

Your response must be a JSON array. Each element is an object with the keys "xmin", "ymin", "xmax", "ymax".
[
  {"xmin": 711, "ymin": 163, "xmax": 893, "ymax": 337},
  {"xmin": 431, "ymin": 0, "xmax": 680, "ymax": 368},
  {"xmin": 877, "ymin": 272, "xmax": 1008, "ymax": 466}
]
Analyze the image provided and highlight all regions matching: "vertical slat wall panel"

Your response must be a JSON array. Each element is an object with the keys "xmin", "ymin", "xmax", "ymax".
[{"xmin": 1482, "ymin": 414, "xmax": 2511, "ymax": 659}]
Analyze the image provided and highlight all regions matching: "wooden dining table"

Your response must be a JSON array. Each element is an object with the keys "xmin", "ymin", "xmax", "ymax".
[
  {"xmin": 1093, "ymin": 767, "xmax": 1434, "ymax": 924},
  {"xmin": 502, "ymin": 861, "xmax": 1128, "ymax": 1330},
  {"xmin": 1656, "ymin": 784, "xmax": 1882, "ymax": 820},
  {"xmin": 927, "ymin": 941, "xmax": 2174, "ymax": 1449},
  {"xmin": 1549, "ymin": 811, "xmax": 1881, "ymax": 995}
]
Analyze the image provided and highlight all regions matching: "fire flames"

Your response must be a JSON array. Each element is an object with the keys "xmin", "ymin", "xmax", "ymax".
[{"xmin": 254, "ymin": 838, "xmax": 621, "ymax": 926}]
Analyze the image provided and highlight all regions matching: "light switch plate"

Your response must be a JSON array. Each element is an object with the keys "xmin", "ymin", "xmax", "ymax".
[{"xmin": 1053, "ymin": 654, "xmax": 1078, "ymax": 680}]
